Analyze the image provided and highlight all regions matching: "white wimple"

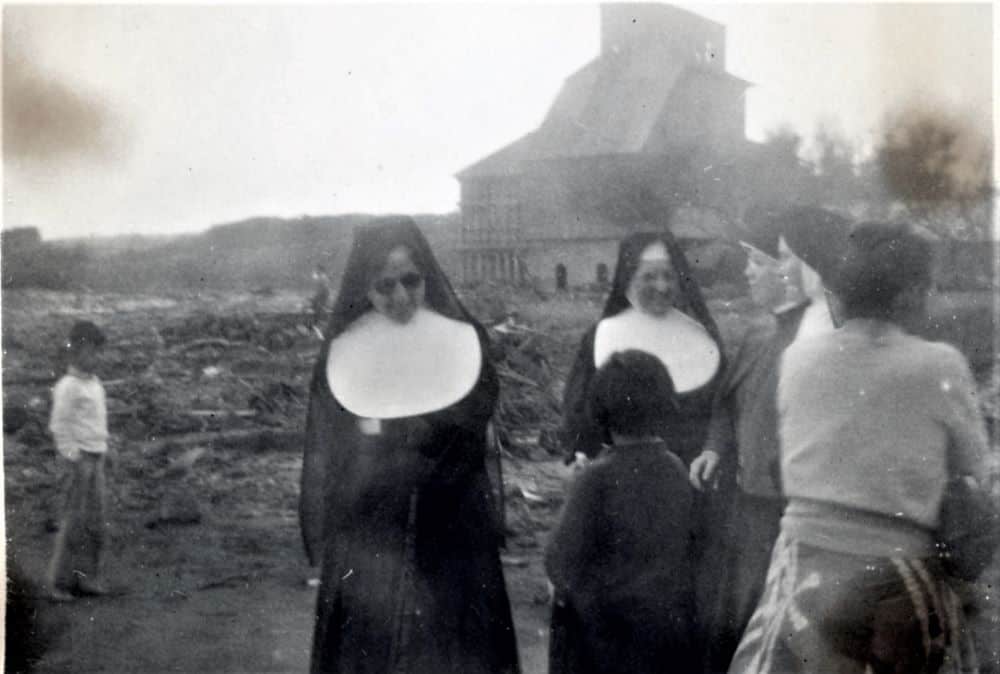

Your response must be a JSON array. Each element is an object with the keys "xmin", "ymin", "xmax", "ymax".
[
  {"xmin": 326, "ymin": 307, "xmax": 481, "ymax": 419},
  {"xmin": 593, "ymin": 307, "xmax": 720, "ymax": 393}
]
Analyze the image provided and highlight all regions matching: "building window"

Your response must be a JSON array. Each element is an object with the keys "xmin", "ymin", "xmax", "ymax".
[
  {"xmin": 555, "ymin": 263, "xmax": 568, "ymax": 291},
  {"xmin": 596, "ymin": 263, "xmax": 609, "ymax": 286}
]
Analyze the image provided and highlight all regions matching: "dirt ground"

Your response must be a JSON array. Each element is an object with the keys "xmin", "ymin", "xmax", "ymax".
[
  {"xmin": 4, "ymin": 288, "xmax": 998, "ymax": 673},
  {"xmin": 6, "ymin": 443, "xmax": 567, "ymax": 674},
  {"xmin": 2, "ymin": 289, "xmax": 583, "ymax": 674}
]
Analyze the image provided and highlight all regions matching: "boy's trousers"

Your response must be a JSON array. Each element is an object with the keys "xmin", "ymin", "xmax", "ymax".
[{"xmin": 48, "ymin": 452, "xmax": 107, "ymax": 590}]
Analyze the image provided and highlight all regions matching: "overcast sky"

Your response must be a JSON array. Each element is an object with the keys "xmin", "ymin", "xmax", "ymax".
[{"xmin": 3, "ymin": 2, "xmax": 993, "ymax": 239}]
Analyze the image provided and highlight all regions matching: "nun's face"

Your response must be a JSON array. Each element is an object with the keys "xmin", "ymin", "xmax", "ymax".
[
  {"xmin": 626, "ymin": 249, "xmax": 677, "ymax": 317},
  {"xmin": 367, "ymin": 246, "xmax": 425, "ymax": 324}
]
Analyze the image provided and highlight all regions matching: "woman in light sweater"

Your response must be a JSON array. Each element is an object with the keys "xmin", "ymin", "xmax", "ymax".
[{"xmin": 729, "ymin": 221, "xmax": 989, "ymax": 673}]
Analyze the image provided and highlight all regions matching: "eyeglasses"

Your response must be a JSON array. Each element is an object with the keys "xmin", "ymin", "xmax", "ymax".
[{"xmin": 372, "ymin": 272, "xmax": 424, "ymax": 295}]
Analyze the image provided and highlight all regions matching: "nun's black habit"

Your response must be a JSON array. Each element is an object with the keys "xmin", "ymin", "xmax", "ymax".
[
  {"xmin": 300, "ymin": 217, "xmax": 519, "ymax": 674},
  {"xmin": 554, "ymin": 230, "xmax": 728, "ymax": 673},
  {"xmin": 561, "ymin": 230, "xmax": 725, "ymax": 464}
]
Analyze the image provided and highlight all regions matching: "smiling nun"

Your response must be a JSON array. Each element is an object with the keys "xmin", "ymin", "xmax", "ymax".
[{"xmin": 562, "ymin": 229, "xmax": 724, "ymax": 465}]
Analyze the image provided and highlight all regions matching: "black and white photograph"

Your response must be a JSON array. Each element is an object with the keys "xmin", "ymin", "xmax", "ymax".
[{"xmin": 3, "ymin": 3, "xmax": 996, "ymax": 673}]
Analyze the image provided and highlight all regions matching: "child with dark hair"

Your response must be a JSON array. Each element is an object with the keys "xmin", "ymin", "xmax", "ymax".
[
  {"xmin": 546, "ymin": 350, "xmax": 698, "ymax": 674},
  {"xmin": 47, "ymin": 320, "xmax": 111, "ymax": 600}
]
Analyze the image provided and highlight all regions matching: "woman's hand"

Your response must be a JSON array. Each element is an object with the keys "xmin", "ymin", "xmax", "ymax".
[{"xmin": 689, "ymin": 450, "xmax": 720, "ymax": 490}]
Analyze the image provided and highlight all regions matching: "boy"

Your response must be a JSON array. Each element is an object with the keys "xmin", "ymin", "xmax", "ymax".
[
  {"xmin": 47, "ymin": 320, "xmax": 110, "ymax": 600},
  {"xmin": 546, "ymin": 350, "xmax": 698, "ymax": 674}
]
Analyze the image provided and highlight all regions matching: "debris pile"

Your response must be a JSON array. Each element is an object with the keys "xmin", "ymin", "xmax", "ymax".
[
  {"xmin": 3, "ymin": 295, "xmax": 318, "ymax": 451},
  {"xmin": 487, "ymin": 318, "xmax": 566, "ymax": 457},
  {"xmin": 461, "ymin": 285, "xmax": 598, "ymax": 459},
  {"xmin": 159, "ymin": 312, "xmax": 312, "ymax": 352},
  {"xmin": 249, "ymin": 381, "xmax": 304, "ymax": 427}
]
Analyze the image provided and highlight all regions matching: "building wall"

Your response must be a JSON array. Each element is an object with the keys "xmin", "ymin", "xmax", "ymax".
[
  {"xmin": 459, "ymin": 247, "xmax": 523, "ymax": 285},
  {"xmin": 460, "ymin": 176, "xmax": 524, "ymax": 249},
  {"xmin": 520, "ymin": 166, "xmax": 616, "ymax": 241},
  {"xmin": 649, "ymin": 74, "xmax": 745, "ymax": 152},
  {"xmin": 516, "ymin": 234, "xmax": 742, "ymax": 291},
  {"xmin": 457, "ymin": 156, "xmax": 745, "ymax": 286},
  {"xmin": 457, "ymin": 6, "xmax": 749, "ymax": 286},
  {"xmin": 435, "ymin": 249, "xmax": 465, "ymax": 282},
  {"xmin": 517, "ymin": 155, "xmax": 681, "ymax": 241},
  {"xmin": 520, "ymin": 238, "xmax": 620, "ymax": 290}
]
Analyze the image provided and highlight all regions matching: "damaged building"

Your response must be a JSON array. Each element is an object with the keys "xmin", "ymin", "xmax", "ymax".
[{"xmin": 456, "ymin": 4, "xmax": 788, "ymax": 288}]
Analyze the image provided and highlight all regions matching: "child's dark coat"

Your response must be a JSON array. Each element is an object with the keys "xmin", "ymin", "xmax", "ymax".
[{"xmin": 545, "ymin": 442, "xmax": 699, "ymax": 674}]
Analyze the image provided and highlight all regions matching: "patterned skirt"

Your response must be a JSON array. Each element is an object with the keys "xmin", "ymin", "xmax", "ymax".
[{"xmin": 728, "ymin": 533, "xmax": 979, "ymax": 674}]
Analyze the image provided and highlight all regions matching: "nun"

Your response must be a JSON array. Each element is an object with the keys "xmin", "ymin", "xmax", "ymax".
[
  {"xmin": 562, "ymin": 229, "xmax": 724, "ymax": 466},
  {"xmin": 299, "ymin": 216, "xmax": 520, "ymax": 674},
  {"xmin": 558, "ymin": 228, "xmax": 726, "ymax": 669}
]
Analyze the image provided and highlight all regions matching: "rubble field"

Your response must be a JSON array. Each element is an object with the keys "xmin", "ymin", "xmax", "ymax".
[{"xmin": 4, "ymin": 287, "xmax": 998, "ymax": 673}]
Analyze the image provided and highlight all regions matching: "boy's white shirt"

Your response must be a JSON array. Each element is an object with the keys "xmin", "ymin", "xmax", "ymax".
[{"xmin": 49, "ymin": 369, "xmax": 109, "ymax": 460}]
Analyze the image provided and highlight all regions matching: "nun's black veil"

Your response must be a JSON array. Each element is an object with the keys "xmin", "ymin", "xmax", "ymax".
[
  {"xmin": 561, "ymin": 227, "xmax": 724, "ymax": 463},
  {"xmin": 301, "ymin": 215, "xmax": 488, "ymax": 562},
  {"xmin": 300, "ymin": 217, "xmax": 519, "ymax": 673},
  {"xmin": 323, "ymin": 215, "xmax": 476, "ymax": 342},
  {"xmin": 602, "ymin": 229, "xmax": 722, "ymax": 344}
]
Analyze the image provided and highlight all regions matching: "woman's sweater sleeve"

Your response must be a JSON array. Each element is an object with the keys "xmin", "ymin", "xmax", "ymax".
[{"xmin": 938, "ymin": 345, "xmax": 989, "ymax": 482}]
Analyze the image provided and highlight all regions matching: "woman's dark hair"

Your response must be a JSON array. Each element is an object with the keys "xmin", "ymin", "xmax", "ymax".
[
  {"xmin": 832, "ymin": 221, "xmax": 936, "ymax": 320},
  {"xmin": 588, "ymin": 350, "xmax": 679, "ymax": 438}
]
